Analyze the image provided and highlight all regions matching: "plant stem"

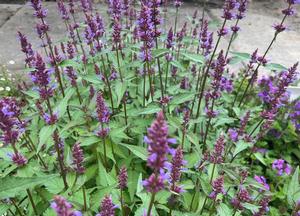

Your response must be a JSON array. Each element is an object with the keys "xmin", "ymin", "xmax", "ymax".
[
  {"xmin": 116, "ymin": 48, "xmax": 124, "ymax": 82},
  {"xmin": 120, "ymin": 189, "xmax": 126, "ymax": 216},
  {"xmin": 11, "ymin": 199, "xmax": 24, "ymax": 216},
  {"xmin": 238, "ymin": 5, "xmax": 290, "ymax": 107},
  {"xmin": 189, "ymin": 178, "xmax": 200, "ymax": 211},
  {"xmin": 174, "ymin": 8, "xmax": 179, "ymax": 34},
  {"xmin": 26, "ymin": 189, "xmax": 38, "ymax": 215},
  {"xmin": 164, "ymin": 61, "xmax": 170, "ymax": 94},
  {"xmin": 100, "ymin": 56, "xmax": 114, "ymax": 112},
  {"xmin": 146, "ymin": 192, "xmax": 156, "ymax": 216},
  {"xmin": 193, "ymin": 19, "xmax": 227, "ymax": 133},
  {"xmin": 82, "ymin": 186, "xmax": 87, "ymax": 212},
  {"xmin": 224, "ymin": 19, "xmax": 240, "ymax": 60}
]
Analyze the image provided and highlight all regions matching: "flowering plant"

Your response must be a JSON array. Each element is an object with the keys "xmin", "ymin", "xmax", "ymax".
[{"xmin": 1, "ymin": 0, "xmax": 300, "ymax": 215}]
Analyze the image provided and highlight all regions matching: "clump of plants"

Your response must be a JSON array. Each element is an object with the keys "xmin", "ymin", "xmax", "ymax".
[{"xmin": 1, "ymin": 0, "xmax": 300, "ymax": 215}]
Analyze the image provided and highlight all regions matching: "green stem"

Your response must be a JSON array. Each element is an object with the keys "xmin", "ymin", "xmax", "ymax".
[
  {"xmin": 146, "ymin": 192, "xmax": 156, "ymax": 216},
  {"xmin": 11, "ymin": 199, "xmax": 24, "ymax": 216},
  {"xmin": 26, "ymin": 189, "xmax": 38, "ymax": 215},
  {"xmin": 83, "ymin": 186, "xmax": 87, "ymax": 212}
]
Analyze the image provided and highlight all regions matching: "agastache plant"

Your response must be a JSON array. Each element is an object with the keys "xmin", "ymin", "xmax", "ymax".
[{"xmin": 2, "ymin": 0, "xmax": 300, "ymax": 215}]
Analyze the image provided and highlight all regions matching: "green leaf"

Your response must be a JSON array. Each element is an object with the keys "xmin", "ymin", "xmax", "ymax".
[
  {"xmin": 0, "ymin": 174, "xmax": 59, "ymax": 199},
  {"xmin": 233, "ymin": 141, "xmax": 251, "ymax": 157},
  {"xmin": 153, "ymin": 48, "xmax": 169, "ymax": 58},
  {"xmin": 265, "ymin": 63, "xmax": 287, "ymax": 71},
  {"xmin": 181, "ymin": 52, "xmax": 204, "ymax": 63},
  {"xmin": 243, "ymin": 203, "xmax": 260, "ymax": 213},
  {"xmin": 59, "ymin": 59, "xmax": 81, "ymax": 68},
  {"xmin": 115, "ymin": 80, "xmax": 127, "ymax": 107},
  {"xmin": 217, "ymin": 203, "xmax": 232, "ymax": 216},
  {"xmin": 288, "ymin": 166, "xmax": 299, "ymax": 206},
  {"xmin": 119, "ymin": 143, "xmax": 147, "ymax": 160},
  {"xmin": 214, "ymin": 116, "xmax": 235, "ymax": 127},
  {"xmin": 253, "ymin": 152, "xmax": 266, "ymax": 166},
  {"xmin": 44, "ymin": 177, "xmax": 64, "ymax": 194},
  {"xmin": 170, "ymin": 60, "xmax": 186, "ymax": 71},
  {"xmin": 170, "ymin": 93, "xmax": 194, "ymax": 105},
  {"xmin": 79, "ymin": 136, "xmax": 100, "ymax": 147},
  {"xmin": 37, "ymin": 125, "xmax": 56, "ymax": 152},
  {"xmin": 54, "ymin": 88, "xmax": 75, "ymax": 117},
  {"xmin": 137, "ymin": 106, "xmax": 161, "ymax": 116}
]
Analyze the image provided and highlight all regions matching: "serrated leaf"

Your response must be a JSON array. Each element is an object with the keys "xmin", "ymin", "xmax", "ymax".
[
  {"xmin": 243, "ymin": 203, "xmax": 260, "ymax": 213},
  {"xmin": 44, "ymin": 177, "xmax": 64, "ymax": 194},
  {"xmin": 217, "ymin": 203, "xmax": 232, "ymax": 216},
  {"xmin": 0, "ymin": 174, "xmax": 58, "ymax": 199},
  {"xmin": 153, "ymin": 48, "xmax": 169, "ymax": 58},
  {"xmin": 37, "ymin": 125, "xmax": 56, "ymax": 152},
  {"xmin": 233, "ymin": 141, "xmax": 251, "ymax": 157},
  {"xmin": 170, "ymin": 93, "xmax": 194, "ymax": 105},
  {"xmin": 54, "ymin": 88, "xmax": 75, "ymax": 117}
]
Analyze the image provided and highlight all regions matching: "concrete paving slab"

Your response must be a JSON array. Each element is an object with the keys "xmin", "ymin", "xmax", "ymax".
[{"xmin": 0, "ymin": 4, "xmax": 22, "ymax": 27}]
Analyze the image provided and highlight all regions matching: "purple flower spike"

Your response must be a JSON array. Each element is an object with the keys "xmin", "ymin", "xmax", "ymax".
[
  {"xmin": 51, "ymin": 195, "xmax": 82, "ymax": 216},
  {"xmin": 209, "ymin": 176, "xmax": 226, "ymax": 200},
  {"xmin": 11, "ymin": 152, "xmax": 27, "ymax": 166},
  {"xmin": 253, "ymin": 197, "xmax": 271, "ymax": 216},
  {"xmin": 174, "ymin": 0, "xmax": 182, "ymax": 8},
  {"xmin": 118, "ymin": 166, "xmax": 128, "ymax": 190},
  {"xmin": 254, "ymin": 175, "xmax": 270, "ymax": 191},
  {"xmin": 30, "ymin": 0, "xmax": 48, "ymax": 18},
  {"xmin": 96, "ymin": 195, "xmax": 117, "ymax": 216},
  {"xmin": 57, "ymin": 0, "xmax": 70, "ymax": 21},
  {"xmin": 96, "ymin": 92, "xmax": 110, "ymax": 124},
  {"xmin": 272, "ymin": 159, "xmax": 292, "ymax": 176},
  {"xmin": 167, "ymin": 147, "xmax": 185, "ymax": 194},
  {"xmin": 222, "ymin": 0, "xmax": 238, "ymax": 20},
  {"xmin": 143, "ymin": 173, "xmax": 166, "ymax": 193},
  {"xmin": 145, "ymin": 111, "xmax": 173, "ymax": 171},
  {"xmin": 166, "ymin": 28, "xmax": 174, "ymax": 49},
  {"xmin": 290, "ymin": 101, "xmax": 300, "ymax": 131},
  {"xmin": 72, "ymin": 142, "xmax": 85, "ymax": 174}
]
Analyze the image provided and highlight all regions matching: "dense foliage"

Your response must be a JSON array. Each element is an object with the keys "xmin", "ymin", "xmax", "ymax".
[{"xmin": 1, "ymin": 0, "xmax": 300, "ymax": 215}]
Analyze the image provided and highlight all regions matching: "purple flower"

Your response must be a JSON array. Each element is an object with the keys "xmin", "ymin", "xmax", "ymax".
[
  {"xmin": 80, "ymin": 0, "xmax": 92, "ymax": 13},
  {"xmin": 144, "ymin": 111, "xmax": 175, "ymax": 171},
  {"xmin": 109, "ymin": 0, "xmax": 122, "ymax": 20},
  {"xmin": 53, "ymin": 131, "xmax": 65, "ymax": 163},
  {"xmin": 208, "ymin": 135, "xmax": 225, "ymax": 164},
  {"xmin": 254, "ymin": 176, "xmax": 270, "ymax": 191},
  {"xmin": 166, "ymin": 147, "xmax": 185, "ymax": 194},
  {"xmin": 231, "ymin": 188, "xmax": 251, "ymax": 210},
  {"xmin": 137, "ymin": 4, "xmax": 155, "ymax": 62},
  {"xmin": 273, "ymin": 23, "xmax": 286, "ymax": 33},
  {"xmin": 236, "ymin": 0, "xmax": 248, "ymax": 19},
  {"xmin": 65, "ymin": 67, "xmax": 77, "ymax": 87},
  {"xmin": 228, "ymin": 128, "xmax": 239, "ymax": 142},
  {"xmin": 143, "ymin": 173, "xmax": 166, "ymax": 193},
  {"xmin": 180, "ymin": 77, "xmax": 191, "ymax": 90},
  {"xmin": 67, "ymin": 41, "xmax": 76, "ymax": 59},
  {"xmin": 290, "ymin": 101, "xmax": 300, "ymax": 131},
  {"xmin": 72, "ymin": 143, "xmax": 85, "ymax": 174},
  {"xmin": 253, "ymin": 197, "xmax": 270, "ymax": 216},
  {"xmin": 17, "ymin": 31, "xmax": 35, "ymax": 66},
  {"xmin": 222, "ymin": 0, "xmax": 239, "ymax": 20},
  {"xmin": 112, "ymin": 18, "xmax": 122, "ymax": 44},
  {"xmin": 238, "ymin": 111, "xmax": 251, "ymax": 135},
  {"xmin": 209, "ymin": 176, "xmax": 226, "ymax": 200},
  {"xmin": 0, "ymin": 97, "xmax": 24, "ymax": 146},
  {"xmin": 11, "ymin": 152, "xmax": 27, "ymax": 166},
  {"xmin": 272, "ymin": 159, "xmax": 292, "ymax": 176},
  {"xmin": 217, "ymin": 27, "xmax": 229, "ymax": 36},
  {"xmin": 57, "ymin": 0, "xmax": 70, "ymax": 20},
  {"xmin": 96, "ymin": 92, "xmax": 110, "ymax": 124},
  {"xmin": 30, "ymin": 0, "xmax": 48, "ymax": 18},
  {"xmin": 166, "ymin": 28, "xmax": 174, "ymax": 49},
  {"xmin": 51, "ymin": 195, "xmax": 82, "ymax": 216},
  {"xmin": 148, "ymin": 0, "xmax": 162, "ymax": 38},
  {"xmin": 96, "ymin": 127, "xmax": 110, "ymax": 138},
  {"xmin": 96, "ymin": 195, "xmax": 117, "ymax": 216},
  {"xmin": 174, "ymin": 0, "xmax": 182, "ymax": 8},
  {"xmin": 118, "ymin": 166, "xmax": 128, "ymax": 190}
]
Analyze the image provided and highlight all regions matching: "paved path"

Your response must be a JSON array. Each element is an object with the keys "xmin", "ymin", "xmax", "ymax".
[{"xmin": 0, "ymin": 1, "xmax": 299, "ymax": 78}]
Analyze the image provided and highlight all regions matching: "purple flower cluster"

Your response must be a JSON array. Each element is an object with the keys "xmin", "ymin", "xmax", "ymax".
[
  {"xmin": 148, "ymin": 0, "xmax": 162, "ymax": 38},
  {"xmin": 143, "ymin": 111, "xmax": 176, "ymax": 193},
  {"xmin": 253, "ymin": 197, "xmax": 271, "ymax": 216},
  {"xmin": 30, "ymin": 53, "xmax": 55, "ymax": 101},
  {"xmin": 231, "ymin": 187, "xmax": 252, "ymax": 210},
  {"xmin": 199, "ymin": 20, "xmax": 213, "ymax": 56},
  {"xmin": 166, "ymin": 28, "xmax": 174, "ymax": 49},
  {"xmin": 222, "ymin": 0, "xmax": 239, "ymax": 20},
  {"xmin": 272, "ymin": 159, "xmax": 292, "ymax": 176},
  {"xmin": 51, "ymin": 195, "xmax": 82, "ymax": 216},
  {"xmin": 17, "ymin": 31, "xmax": 35, "ymax": 67},
  {"xmin": 166, "ymin": 147, "xmax": 185, "ymax": 194},
  {"xmin": 30, "ymin": 0, "xmax": 47, "ymax": 18},
  {"xmin": 96, "ymin": 92, "xmax": 110, "ymax": 138},
  {"xmin": 118, "ymin": 166, "xmax": 128, "ymax": 190},
  {"xmin": 53, "ymin": 131, "xmax": 65, "ymax": 163},
  {"xmin": 72, "ymin": 142, "xmax": 85, "ymax": 174},
  {"xmin": 206, "ymin": 135, "xmax": 225, "ymax": 164},
  {"xmin": 57, "ymin": 0, "xmax": 70, "ymax": 21},
  {"xmin": 228, "ymin": 111, "xmax": 251, "ymax": 142},
  {"xmin": 209, "ymin": 176, "xmax": 226, "ymax": 200},
  {"xmin": 84, "ymin": 13, "xmax": 105, "ymax": 51},
  {"xmin": 144, "ymin": 111, "xmax": 175, "ymax": 171},
  {"xmin": 290, "ymin": 101, "xmax": 300, "ymax": 131},
  {"xmin": 96, "ymin": 195, "xmax": 117, "ymax": 216},
  {"xmin": 137, "ymin": 4, "xmax": 155, "ymax": 62},
  {"xmin": 65, "ymin": 66, "xmax": 77, "ymax": 87}
]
